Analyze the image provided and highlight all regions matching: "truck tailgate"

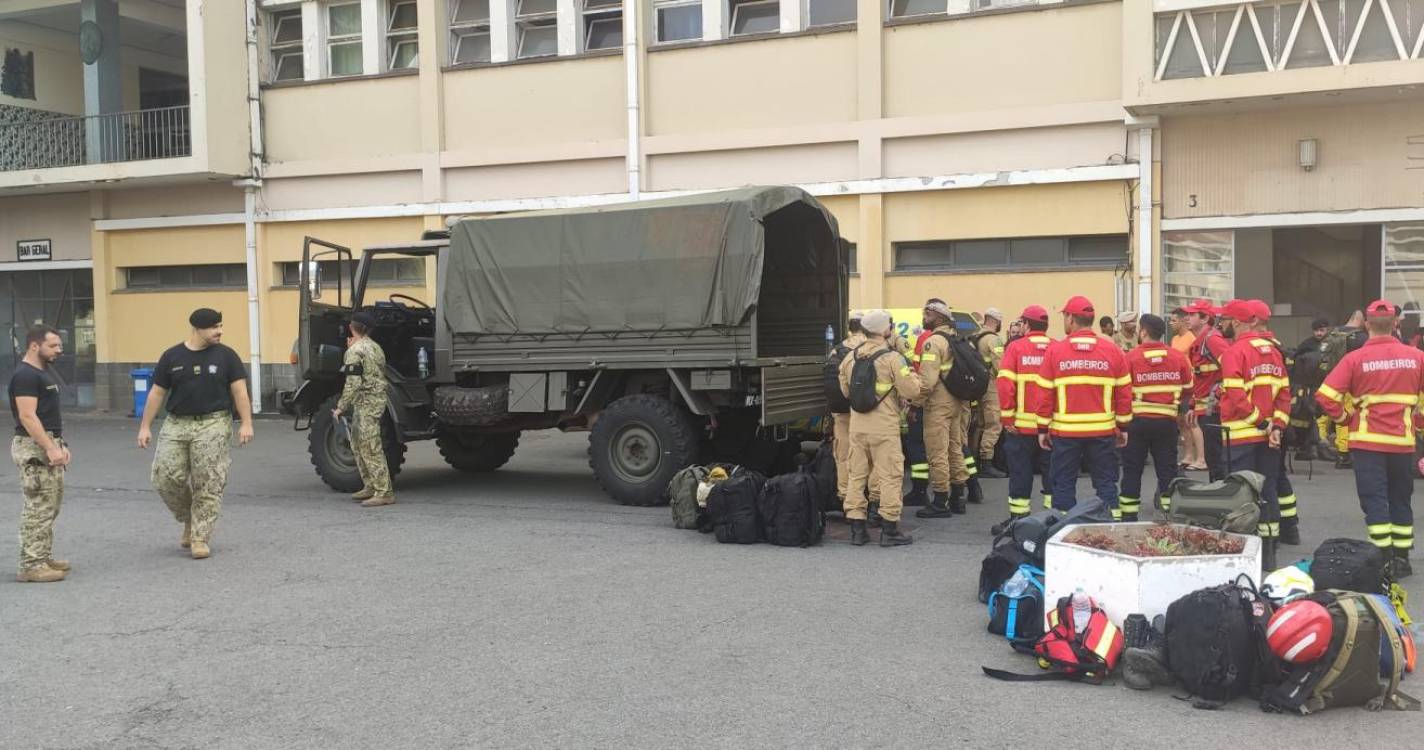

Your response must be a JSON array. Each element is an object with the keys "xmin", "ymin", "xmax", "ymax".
[{"xmin": 761, "ymin": 363, "xmax": 826, "ymax": 426}]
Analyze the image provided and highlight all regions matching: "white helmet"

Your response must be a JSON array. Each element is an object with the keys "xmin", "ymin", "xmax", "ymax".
[{"xmin": 1262, "ymin": 566, "xmax": 1315, "ymax": 606}]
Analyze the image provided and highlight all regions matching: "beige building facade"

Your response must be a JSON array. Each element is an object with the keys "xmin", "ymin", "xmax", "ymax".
[{"xmin": 3, "ymin": 0, "xmax": 1414, "ymax": 412}]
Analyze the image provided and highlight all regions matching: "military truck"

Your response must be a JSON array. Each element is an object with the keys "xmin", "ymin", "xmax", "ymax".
[{"xmin": 284, "ymin": 186, "xmax": 847, "ymax": 505}]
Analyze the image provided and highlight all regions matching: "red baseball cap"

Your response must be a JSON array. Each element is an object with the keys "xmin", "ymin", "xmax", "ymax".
[
  {"xmin": 1020, "ymin": 305, "xmax": 1050, "ymax": 324},
  {"xmin": 1061, "ymin": 295, "xmax": 1095, "ymax": 316},
  {"xmin": 1248, "ymin": 299, "xmax": 1272, "ymax": 321},
  {"xmin": 1221, "ymin": 299, "xmax": 1255, "ymax": 323},
  {"xmin": 1366, "ymin": 299, "xmax": 1397, "ymax": 317},
  {"xmin": 1184, "ymin": 298, "xmax": 1216, "ymax": 316}
]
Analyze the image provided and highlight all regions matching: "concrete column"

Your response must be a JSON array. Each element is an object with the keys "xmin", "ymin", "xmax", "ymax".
[
  {"xmin": 855, "ymin": 0, "xmax": 881, "ymax": 179},
  {"xmin": 702, "ymin": 0, "xmax": 724, "ymax": 41},
  {"xmin": 491, "ymin": 0, "xmax": 515, "ymax": 62},
  {"xmin": 301, "ymin": 1, "xmax": 322, "ymax": 81},
  {"xmin": 858, "ymin": 194, "xmax": 885, "ymax": 308},
  {"xmin": 417, "ymin": 0, "xmax": 446, "ymax": 202},
  {"xmin": 557, "ymin": 0, "xmax": 579, "ymax": 54},
  {"xmin": 362, "ymin": 0, "xmax": 382, "ymax": 74},
  {"xmin": 779, "ymin": 0, "xmax": 802, "ymax": 33},
  {"xmin": 81, "ymin": 0, "xmax": 122, "ymax": 164}
]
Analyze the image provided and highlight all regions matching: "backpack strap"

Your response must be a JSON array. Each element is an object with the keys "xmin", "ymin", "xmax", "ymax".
[{"xmin": 1358, "ymin": 594, "xmax": 1422, "ymax": 711}]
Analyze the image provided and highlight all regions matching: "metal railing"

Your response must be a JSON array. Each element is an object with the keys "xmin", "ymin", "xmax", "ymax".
[{"xmin": 0, "ymin": 105, "xmax": 191, "ymax": 171}]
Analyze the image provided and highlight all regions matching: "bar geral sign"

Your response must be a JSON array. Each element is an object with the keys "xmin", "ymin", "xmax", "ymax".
[{"xmin": 17, "ymin": 239, "xmax": 51, "ymax": 262}]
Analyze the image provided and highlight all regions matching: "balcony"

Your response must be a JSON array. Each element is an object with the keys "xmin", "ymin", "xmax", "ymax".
[
  {"xmin": 0, "ymin": 105, "xmax": 191, "ymax": 171},
  {"xmin": 1124, "ymin": 0, "xmax": 1424, "ymax": 112}
]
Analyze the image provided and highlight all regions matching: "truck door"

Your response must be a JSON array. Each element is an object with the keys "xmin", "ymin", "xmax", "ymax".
[{"xmin": 299, "ymin": 237, "xmax": 356, "ymax": 378}]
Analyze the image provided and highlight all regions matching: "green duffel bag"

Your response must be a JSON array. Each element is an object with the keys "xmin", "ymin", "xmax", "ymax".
[
  {"xmin": 1261, "ymin": 591, "xmax": 1420, "ymax": 714},
  {"xmin": 1161, "ymin": 470, "xmax": 1263, "ymax": 534}
]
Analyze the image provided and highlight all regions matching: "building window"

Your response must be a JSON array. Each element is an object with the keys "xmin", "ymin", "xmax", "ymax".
[
  {"xmin": 843, "ymin": 242, "xmax": 858, "ymax": 274},
  {"xmin": 729, "ymin": 0, "xmax": 779, "ymax": 35},
  {"xmin": 584, "ymin": 0, "xmax": 623, "ymax": 50},
  {"xmin": 269, "ymin": 9, "xmax": 304, "ymax": 82},
  {"xmin": 889, "ymin": 0, "xmax": 946, "ymax": 18},
  {"xmin": 124, "ymin": 264, "xmax": 248, "ymax": 290},
  {"xmin": 1162, "ymin": 231, "xmax": 1233, "ymax": 315},
  {"xmin": 386, "ymin": 0, "xmax": 419, "ymax": 70},
  {"xmin": 892, "ymin": 235, "xmax": 1128, "ymax": 272},
  {"xmin": 807, "ymin": 0, "xmax": 855, "ymax": 26},
  {"xmin": 655, "ymin": 0, "xmax": 702, "ymax": 42},
  {"xmin": 279, "ymin": 258, "xmax": 426, "ymax": 288},
  {"xmin": 326, "ymin": 2, "xmax": 364, "ymax": 77},
  {"xmin": 450, "ymin": 0, "xmax": 492, "ymax": 64},
  {"xmin": 516, "ymin": 0, "xmax": 559, "ymax": 58}
]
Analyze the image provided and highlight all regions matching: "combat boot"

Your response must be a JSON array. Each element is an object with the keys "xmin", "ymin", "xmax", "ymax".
[
  {"xmin": 867, "ymin": 502, "xmax": 882, "ymax": 528},
  {"xmin": 1121, "ymin": 513, "xmax": 1139, "ymax": 523},
  {"xmin": 44, "ymin": 558, "xmax": 70, "ymax": 572},
  {"xmin": 16, "ymin": 564, "xmax": 65, "ymax": 583},
  {"xmin": 190, "ymin": 541, "xmax": 211, "ymax": 560},
  {"xmin": 901, "ymin": 478, "xmax": 929, "ymax": 507},
  {"xmin": 1261, "ymin": 538, "xmax": 1278, "ymax": 573},
  {"xmin": 361, "ymin": 495, "xmax": 396, "ymax": 507},
  {"xmin": 849, "ymin": 519, "xmax": 871, "ymax": 546},
  {"xmin": 955, "ymin": 481, "xmax": 975, "ymax": 514},
  {"xmin": 1395, "ymin": 549, "xmax": 1413, "ymax": 580},
  {"xmin": 916, "ymin": 491, "xmax": 954, "ymax": 519},
  {"xmin": 879, "ymin": 519, "xmax": 913, "ymax": 547},
  {"xmin": 1122, "ymin": 645, "xmax": 1172, "ymax": 690},
  {"xmin": 977, "ymin": 460, "xmax": 1007, "ymax": 479},
  {"xmin": 1279, "ymin": 519, "xmax": 1301, "ymax": 547},
  {"xmin": 180, "ymin": 521, "xmax": 192, "ymax": 549},
  {"xmin": 352, "ymin": 487, "xmax": 375, "ymax": 502}
]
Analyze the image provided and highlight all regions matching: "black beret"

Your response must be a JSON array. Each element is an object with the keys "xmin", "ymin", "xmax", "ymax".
[
  {"xmin": 351, "ymin": 311, "xmax": 376, "ymax": 329},
  {"xmin": 189, "ymin": 308, "xmax": 222, "ymax": 329}
]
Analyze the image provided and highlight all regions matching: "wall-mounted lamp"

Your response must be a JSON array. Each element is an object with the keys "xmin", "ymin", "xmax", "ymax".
[{"xmin": 1299, "ymin": 138, "xmax": 1318, "ymax": 171}]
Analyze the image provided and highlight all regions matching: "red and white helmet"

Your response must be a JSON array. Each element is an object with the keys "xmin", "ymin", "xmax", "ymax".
[{"xmin": 1267, "ymin": 600, "xmax": 1333, "ymax": 665}]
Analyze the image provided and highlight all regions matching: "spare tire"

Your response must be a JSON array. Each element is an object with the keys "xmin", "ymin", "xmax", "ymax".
[{"xmin": 434, "ymin": 384, "xmax": 509, "ymax": 426}]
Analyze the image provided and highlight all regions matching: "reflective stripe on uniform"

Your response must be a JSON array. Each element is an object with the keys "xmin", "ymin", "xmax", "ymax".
[
  {"xmin": 1008, "ymin": 497, "xmax": 1031, "ymax": 517},
  {"xmin": 1051, "ymin": 420, "xmax": 1118, "ymax": 433},
  {"xmin": 1118, "ymin": 496, "xmax": 1141, "ymax": 514},
  {"xmin": 1394, "ymin": 524, "xmax": 1415, "ymax": 549},
  {"xmin": 1369, "ymin": 522, "xmax": 1393, "ymax": 548},
  {"xmin": 1042, "ymin": 494, "xmax": 1053, "ymax": 510},
  {"xmin": 875, "ymin": 382, "xmax": 894, "ymax": 395},
  {"xmin": 1257, "ymin": 521, "xmax": 1280, "ymax": 539},
  {"xmin": 1132, "ymin": 403, "xmax": 1178, "ymax": 418},
  {"xmin": 1316, "ymin": 383, "xmax": 1344, "ymax": 403},
  {"xmin": 1278, "ymin": 494, "xmax": 1297, "ymax": 519},
  {"xmin": 910, "ymin": 462, "xmax": 929, "ymax": 480}
]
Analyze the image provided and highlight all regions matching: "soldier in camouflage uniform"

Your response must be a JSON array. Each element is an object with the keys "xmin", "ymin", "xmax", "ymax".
[
  {"xmin": 138, "ymin": 309, "xmax": 254, "ymax": 560},
  {"xmin": 332, "ymin": 311, "xmax": 393, "ymax": 507},
  {"xmin": 11, "ymin": 325, "xmax": 71, "ymax": 583}
]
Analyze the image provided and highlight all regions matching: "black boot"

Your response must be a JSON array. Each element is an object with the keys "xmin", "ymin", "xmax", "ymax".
[
  {"xmin": 957, "ymin": 481, "xmax": 976, "ymax": 513},
  {"xmin": 867, "ymin": 503, "xmax": 882, "ymax": 528},
  {"xmin": 901, "ymin": 478, "xmax": 929, "ymax": 507},
  {"xmin": 917, "ymin": 491, "xmax": 954, "ymax": 519},
  {"xmin": 977, "ymin": 461, "xmax": 1007, "ymax": 479},
  {"xmin": 880, "ymin": 519, "xmax": 913, "ymax": 547},
  {"xmin": 1279, "ymin": 519, "xmax": 1301, "ymax": 546},
  {"xmin": 1121, "ymin": 513, "xmax": 1139, "ymax": 523},
  {"xmin": 849, "ymin": 520, "xmax": 870, "ymax": 546},
  {"xmin": 1261, "ymin": 538, "xmax": 1279, "ymax": 573},
  {"xmin": 1335, "ymin": 454, "xmax": 1353, "ymax": 470},
  {"xmin": 1395, "ymin": 548, "xmax": 1414, "ymax": 579}
]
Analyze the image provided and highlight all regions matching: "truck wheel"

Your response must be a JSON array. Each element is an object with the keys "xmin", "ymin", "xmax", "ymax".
[
  {"xmin": 589, "ymin": 394, "xmax": 701, "ymax": 506},
  {"xmin": 308, "ymin": 395, "xmax": 407, "ymax": 493},
  {"xmin": 433, "ymin": 385, "xmax": 510, "ymax": 426},
  {"xmin": 436, "ymin": 430, "xmax": 520, "ymax": 473}
]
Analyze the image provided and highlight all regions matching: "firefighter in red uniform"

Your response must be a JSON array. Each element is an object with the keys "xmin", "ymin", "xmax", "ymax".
[
  {"xmin": 1119, "ymin": 313, "xmax": 1193, "ymax": 522},
  {"xmin": 991, "ymin": 305, "xmax": 1054, "ymax": 534},
  {"xmin": 1218, "ymin": 298, "xmax": 1292, "ymax": 570},
  {"xmin": 1316, "ymin": 299, "xmax": 1422, "ymax": 579},
  {"xmin": 1184, "ymin": 298, "xmax": 1231, "ymax": 482},
  {"xmin": 1036, "ymin": 296, "xmax": 1133, "ymax": 514}
]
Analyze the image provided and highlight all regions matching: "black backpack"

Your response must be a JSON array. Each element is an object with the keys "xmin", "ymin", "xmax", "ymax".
[
  {"xmin": 848, "ymin": 349, "xmax": 894, "ymax": 413},
  {"xmin": 935, "ymin": 331, "xmax": 991, "ymax": 401},
  {"xmin": 758, "ymin": 470, "xmax": 824, "ymax": 547},
  {"xmin": 808, "ymin": 441, "xmax": 840, "ymax": 513},
  {"xmin": 978, "ymin": 540, "xmax": 1032, "ymax": 604},
  {"xmin": 825, "ymin": 344, "xmax": 853, "ymax": 414},
  {"xmin": 1310, "ymin": 538, "xmax": 1392, "ymax": 594},
  {"xmin": 706, "ymin": 472, "xmax": 766, "ymax": 544},
  {"xmin": 1164, "ymin": 578, "xmax": 1277, "ymax": 708}
]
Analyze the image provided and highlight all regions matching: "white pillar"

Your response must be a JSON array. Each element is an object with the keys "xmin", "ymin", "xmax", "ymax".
[
  {"xmin": 361, "ymin": 0, "xmax": 382, "ymax": 73},
  {"xmin": 1137, "ymin": 126, "xmax": 1154, "ymax": 314},
  {"xmin": 302, "ymin": 1, "xmax": 322, "ymax": 80},
  {"xmin": 703, "ymin": 0, "xmax": 724, "ymax": 41},
  {"xmin": 81, "ymin": 0, "xmax": 122, "ymax": 163},
  {"xmin": 779, "ymin": 0, "xmax": 801, "ymax": 33},
  {"xmin": 491, "ymin": 0, "xmax": 515, "ymax": 61},
  {"xmin": 558, "ymin": 0, "xmax": 579, "ymax": 54},
  {"xmin": 243, "ymin": 185, "xmax": 264, "ymax": 414},
  {"xmin": 623, "ymin": 0, "xmax": 641, "ymax": 197}
]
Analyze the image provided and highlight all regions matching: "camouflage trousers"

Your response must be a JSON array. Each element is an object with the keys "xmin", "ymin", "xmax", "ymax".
[
  {"xmin": 152, "ymin": 412, "xmax": 232, "ymax": 542},
  {"xmin": 350, "ymin": 400, "xmax": 391, "ymax": 496},
  {"xmin": 12, "ymin": 434, "xmax": 65, "ymax": 570}
]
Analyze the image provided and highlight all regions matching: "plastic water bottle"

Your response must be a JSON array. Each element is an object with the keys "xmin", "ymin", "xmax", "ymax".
[
  {"xmin": 1072, "ymin": 588, "xmax": 1092, "ymax": 632},
  {"xmin": 417, "ymin": 346, "xmax": 429, "ymax": 379},
  {"xmin": 1002, "ymin": 569, "xmax": 1030, "ymax": 597},
  {"xmin": 824, "ymin": 324, "xmax": 835, "ymax": 353}
]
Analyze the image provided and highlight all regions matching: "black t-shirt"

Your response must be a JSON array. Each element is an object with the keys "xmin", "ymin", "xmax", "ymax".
[
  {"xmin": 10, "ymin": 362, "xmax": 63, "ymax": 437},
  {"xmin": 153, "ymin": 343, "xmax": 247, "ymax": 416}
]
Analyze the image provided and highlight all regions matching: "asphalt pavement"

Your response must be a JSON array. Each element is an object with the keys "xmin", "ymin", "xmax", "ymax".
[{"xmin": 1, "ymin": 415, "xmax": 1420, "ymax": 749}]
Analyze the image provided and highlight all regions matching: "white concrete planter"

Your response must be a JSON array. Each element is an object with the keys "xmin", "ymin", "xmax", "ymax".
[{"xmin": 1044, "ymin": 522, "xmax": 1262, "ymax": 625}]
